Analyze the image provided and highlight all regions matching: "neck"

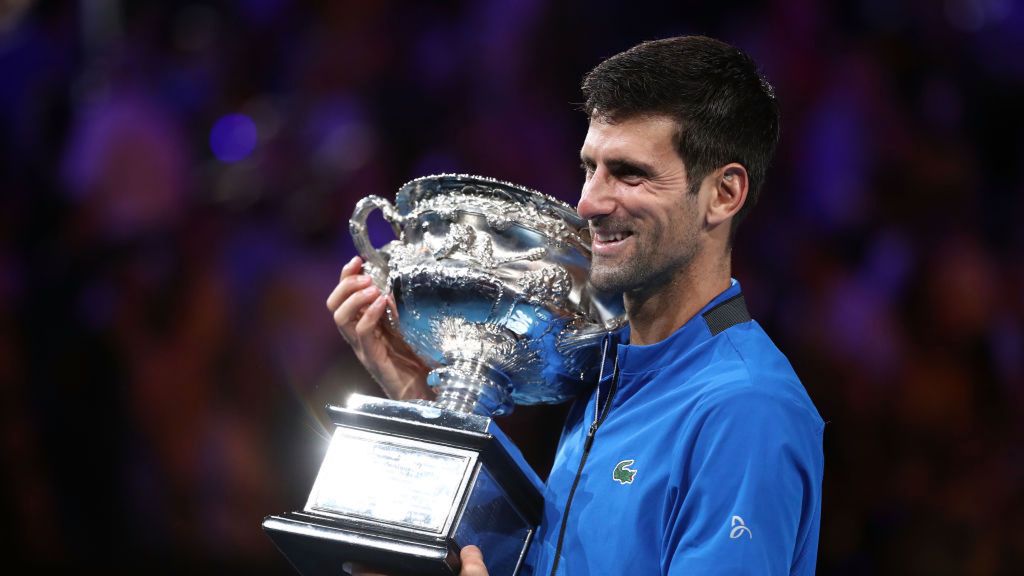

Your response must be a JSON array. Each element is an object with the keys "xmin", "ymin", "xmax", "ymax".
[{"xmin": 625, "ymin": 251, "xmax": 731, "ymax": 346}]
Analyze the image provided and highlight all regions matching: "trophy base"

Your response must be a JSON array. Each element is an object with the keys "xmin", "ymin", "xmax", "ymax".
[
  {"xmin": 263, "ymin": 394, "xmax": 544, "ymax": 576},
  {"xmin": 263, "ymin": 512, "xmax": 460, "ymax": 575}
]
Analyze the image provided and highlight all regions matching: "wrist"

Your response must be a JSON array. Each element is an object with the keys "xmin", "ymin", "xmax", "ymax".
[
  {"xmin": 397, "ymin": 377, "xmax": 434, "ymax": 401},
  {"xmin": 374, "ymin": 373, "xmax": 432, "ymax": 401}
]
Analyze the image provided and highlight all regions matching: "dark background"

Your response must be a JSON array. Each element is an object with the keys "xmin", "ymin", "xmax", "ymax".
[{"xmin": 2, "ymin": 0, "xmax": 1022, "ymax": 574}]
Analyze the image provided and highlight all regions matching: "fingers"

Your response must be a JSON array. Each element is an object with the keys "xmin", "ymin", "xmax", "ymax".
[
  {"xmin": 460, "ymin": 545, "xmax": 489, "ymax": 576},
  {"xmin": 326, "ymin": 276, "xmax": 371, "ymax": 313},
  {"xmin": 327, "ymin": 257, "xmax": 371, "ymax": 312},
  {"xmin": 342, "ymin": 255, "xmax": 362, "ymax": 278},
  {"xmin": 342, "ymin": 548, "xmax": 487, "ymax": 576},
  {"xmin": 333, "ymin": 283, "xmax": 382, "ymax": 338},
  {"xmin": 354, "ymin": 293, "xmax": 389, "ymax": 338}
]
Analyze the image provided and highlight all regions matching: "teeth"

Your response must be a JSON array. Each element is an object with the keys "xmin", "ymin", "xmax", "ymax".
[{"xmin": 598, "ymin": 232, "xmax": 628, "ymax": 242}]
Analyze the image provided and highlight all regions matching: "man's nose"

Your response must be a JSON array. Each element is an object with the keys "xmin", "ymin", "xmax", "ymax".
[{"xmin": 577, "ymin": 171, "xmax": 614, "ymax": 220}]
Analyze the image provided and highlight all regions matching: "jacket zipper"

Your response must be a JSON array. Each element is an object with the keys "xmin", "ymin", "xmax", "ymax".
[{"xmin": 548, "ymin": 339, "xmax": 619, "ymax": 576}]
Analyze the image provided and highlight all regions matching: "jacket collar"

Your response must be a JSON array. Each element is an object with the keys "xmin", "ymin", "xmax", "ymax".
[{"xmin": 614, "ymin": 279, "xmax": 746, "ymax": 377}]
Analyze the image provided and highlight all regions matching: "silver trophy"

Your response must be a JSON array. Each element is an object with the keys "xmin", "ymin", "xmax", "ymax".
[{"xmin": 263, "ymin": 174, "xmax": 624, "ymax": 576}]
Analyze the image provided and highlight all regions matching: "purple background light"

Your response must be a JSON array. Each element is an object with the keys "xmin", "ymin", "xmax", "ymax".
[{"xmin": 210, "ymin": 113, "xmax": 258, "ymax": 162}]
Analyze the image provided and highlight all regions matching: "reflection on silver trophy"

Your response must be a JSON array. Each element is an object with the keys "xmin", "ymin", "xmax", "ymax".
[
  {"xmin": 352, "ymin": 173, "xmax": 625, "ymax": 413},
  {"xmin": 263, "ymin": 174, "xmax": 624, "ymax": 576}
]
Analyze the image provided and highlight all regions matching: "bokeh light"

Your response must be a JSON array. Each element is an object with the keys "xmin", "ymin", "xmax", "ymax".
[{"xmin": 210, "ymin": 113, "xmax": 258, "ymax": 163}]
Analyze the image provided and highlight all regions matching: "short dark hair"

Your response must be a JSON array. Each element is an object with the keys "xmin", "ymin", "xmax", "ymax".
[{"xmin": 581, "ymin": 35, "xmax": 780, "ymax": 235}]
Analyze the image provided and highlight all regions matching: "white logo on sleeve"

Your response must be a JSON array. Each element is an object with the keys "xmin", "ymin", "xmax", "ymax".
[{"xmin": 729, "ymin": 515, "xmax": 753, "ymax": 539}]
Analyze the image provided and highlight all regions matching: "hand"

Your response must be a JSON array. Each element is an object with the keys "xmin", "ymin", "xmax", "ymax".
[
  {"xmin": 458, "ymin": 545, "xmax": 489, "ymax": 576},
  {"xmin": 327, "ymin": 256, "xmax": 432, "ymax": 400},
  {"xmin": 344, "ymin": 545, "xmax": 490, "ymax": 576}
]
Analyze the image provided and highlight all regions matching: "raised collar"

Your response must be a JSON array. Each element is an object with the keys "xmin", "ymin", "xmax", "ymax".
[{"xmin": 614, "ymin": 279, "xmax": 748, "ymax": 378}]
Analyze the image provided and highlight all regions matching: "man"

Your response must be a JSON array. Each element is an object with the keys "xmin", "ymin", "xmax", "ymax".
[{"xmin": 328, "ymin": 35, "xmax": 823, "ymax": 575}]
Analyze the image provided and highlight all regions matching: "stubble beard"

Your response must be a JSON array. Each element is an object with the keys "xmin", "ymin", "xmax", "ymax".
[
  {"xmin": 589, "ymin": 254, "xmax": 644, "ymax": 295},
  {"xmin": 589, "ymin": 231, "xmax": 700, "ymax": 297}
]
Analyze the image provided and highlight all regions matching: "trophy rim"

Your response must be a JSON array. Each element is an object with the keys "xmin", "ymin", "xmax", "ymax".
[{"xmin": 396, "ymin": 173, "xmax": 588, "ymax": 232}]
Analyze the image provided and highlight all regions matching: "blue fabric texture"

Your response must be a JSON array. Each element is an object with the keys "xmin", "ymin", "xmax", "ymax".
[{"xmin": 525, "ymin": 280, "xmax": 824, "ymax": 576}]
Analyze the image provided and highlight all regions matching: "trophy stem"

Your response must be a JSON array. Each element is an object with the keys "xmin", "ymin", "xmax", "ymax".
[{"xmin": 429, "ymin": 359, "xmax": 513, "ymax": 417}]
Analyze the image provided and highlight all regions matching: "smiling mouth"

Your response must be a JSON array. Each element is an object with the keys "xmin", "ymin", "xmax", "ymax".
[
  {"xmin": 594, "ymin": 231, "xmax": 633, "ymax": 243},
  {"xmin": 592, "ymin": 230, "xmax": 634, "ymax": 255}
]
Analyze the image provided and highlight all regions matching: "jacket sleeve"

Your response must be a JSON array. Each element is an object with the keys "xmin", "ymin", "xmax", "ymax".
[{"xmin": 662, "ymin": 385, "xmax": 824, "ymax": 576}]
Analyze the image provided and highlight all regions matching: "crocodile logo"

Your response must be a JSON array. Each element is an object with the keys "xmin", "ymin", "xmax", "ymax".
[{"xmin": 612, "ymin": 459, "xmax": 637, "ymax": 484}]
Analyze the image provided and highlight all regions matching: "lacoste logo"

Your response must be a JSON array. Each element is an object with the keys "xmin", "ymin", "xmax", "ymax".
[
  {"xmin": 612, "ymin": 459, "xmax": 637, "ymax": 484},
  {"xmin": 729, "ymin": 515, "xmax": 752, "ymax": 539}
]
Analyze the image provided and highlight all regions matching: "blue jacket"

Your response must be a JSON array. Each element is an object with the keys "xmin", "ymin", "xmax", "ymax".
[{"xmin": 526, "ymin": 281, "xmax": 824, "ymax": 575}]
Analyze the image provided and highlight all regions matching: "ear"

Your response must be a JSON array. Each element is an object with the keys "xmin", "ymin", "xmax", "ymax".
[{"xmin": 706, "ymin": 163, "xmax": 748, "ymax": 227}]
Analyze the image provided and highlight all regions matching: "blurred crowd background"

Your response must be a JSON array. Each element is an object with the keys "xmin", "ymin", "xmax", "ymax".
[{"xmin": 2, "ymin": 0, "xmax": 1022, "ymax": 574}]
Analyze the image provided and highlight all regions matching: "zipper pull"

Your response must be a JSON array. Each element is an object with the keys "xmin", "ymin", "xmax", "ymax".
[{"xmin": 584, "ymin": 422, "xmax": 598, "ymax": 452}]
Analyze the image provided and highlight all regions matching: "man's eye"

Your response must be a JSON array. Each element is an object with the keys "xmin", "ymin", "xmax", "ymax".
[
  {"xmin": 580, "ymin": 163, "xmax": 594, "ymax": 178},
  {"xmin": 619, "ymin": 172, "xmax": 644, "ymax": 185},
  {"xmin": 609, "ymin": 164, "xmax": 648, "ymax": 184}
]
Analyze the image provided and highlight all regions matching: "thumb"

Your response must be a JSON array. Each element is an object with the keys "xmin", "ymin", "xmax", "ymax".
[{"xmin": 459, "ymin": 545, "xmax": 489, "ymax": 576}]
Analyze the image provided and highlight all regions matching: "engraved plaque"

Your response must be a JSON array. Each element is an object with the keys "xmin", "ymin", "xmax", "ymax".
[{"xmin": 306, "ymin": 428, "xmax": 476, "ymax": 534}]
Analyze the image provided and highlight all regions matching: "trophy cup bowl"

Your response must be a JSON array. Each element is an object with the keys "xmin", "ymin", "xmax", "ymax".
[
  {"xmin": 354, "ymin": 173, "xmax": 625, "ymax": 414},
  {"xmin": 263, "ymin": 174, "xmax": 625, "ymax": 576}
]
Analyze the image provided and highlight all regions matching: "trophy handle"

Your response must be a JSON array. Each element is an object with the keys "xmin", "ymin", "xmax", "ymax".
[{"xmin": 349, "ymin": 195, "xmax": 405, "ymax": 271}]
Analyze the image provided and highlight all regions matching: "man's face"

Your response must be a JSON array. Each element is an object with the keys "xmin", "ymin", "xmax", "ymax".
[{"xmin": 578, "ymin": 115, "xmax": 703, "ymax": 295}]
